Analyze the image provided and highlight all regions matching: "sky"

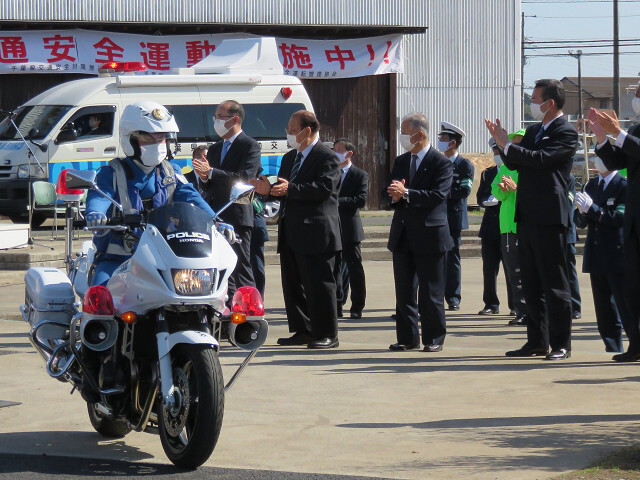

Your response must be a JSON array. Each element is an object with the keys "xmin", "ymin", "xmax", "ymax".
[{"xmin": 521, "ymin": 0, "xmax": 640, "ymax": 93}]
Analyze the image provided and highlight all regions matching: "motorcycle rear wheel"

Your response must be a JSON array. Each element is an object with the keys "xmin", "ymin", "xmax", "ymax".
[
  {"xmin": 87, "ymin": 402, "xmax": 132, "ymax": 438},
  {"xmin": 158, "ymin": 344, "xmax": 224, "ymax": 469}
]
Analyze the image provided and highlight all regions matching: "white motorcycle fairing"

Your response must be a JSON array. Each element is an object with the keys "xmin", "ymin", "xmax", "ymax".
[{"xmin": 105, "ymin": 224, "xmax": 237, "ymax": 316}]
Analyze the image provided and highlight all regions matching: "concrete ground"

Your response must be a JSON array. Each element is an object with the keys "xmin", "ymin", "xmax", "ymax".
[{"xmin": 0, "ymin": 256, "xmax": 638, "ymax": 479}]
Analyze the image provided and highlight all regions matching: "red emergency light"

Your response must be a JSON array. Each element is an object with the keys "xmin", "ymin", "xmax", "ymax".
[
  {"xmin": 98, "ymin": 61, "xmax": 148, "ymax": 74},
  {"xmin": 280, "ymin": 87, "xmax": 292, "ymax": 100}
]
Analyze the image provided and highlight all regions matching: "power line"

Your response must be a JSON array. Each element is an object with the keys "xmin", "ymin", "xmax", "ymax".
[
  {"xmin": 524, "ymin": 39, "xmax": 640, "ymax": 44},
  {"xmin": 525, "ymin": 51, "xmax": 640, "ymax": 57}
]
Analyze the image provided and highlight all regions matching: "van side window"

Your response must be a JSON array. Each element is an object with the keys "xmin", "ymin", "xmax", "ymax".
[
  {"xmin": 166, "ymin": 105, "xmax": 206, "ymax": 142},
  {"xmin": 168, "ymin": 103, "xmax": 306, "ymax": 143},
  {"xmin": 57, "ymin": 106, "xmax": 116, "ymax": 144}
]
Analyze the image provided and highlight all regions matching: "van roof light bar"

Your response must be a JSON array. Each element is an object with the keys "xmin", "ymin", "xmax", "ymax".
[{"xmin": 99, "ymin": 62, "xmax": 148, "ymax": 75}]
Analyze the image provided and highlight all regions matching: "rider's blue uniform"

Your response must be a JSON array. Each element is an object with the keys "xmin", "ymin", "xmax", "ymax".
[{"xmin": 86, "ymin": 157, "xmax": 215, "ymax": 286}]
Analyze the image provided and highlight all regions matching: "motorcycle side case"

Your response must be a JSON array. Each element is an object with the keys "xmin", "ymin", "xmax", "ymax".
[{"xmin": 25, "ymin": 267, "xmax": 76, "ymax": 345}]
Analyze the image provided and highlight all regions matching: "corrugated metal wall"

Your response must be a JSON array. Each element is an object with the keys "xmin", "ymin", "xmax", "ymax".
[{"xmin": 397, "ymin": 0, "xmax": 522, "ymax": 154}]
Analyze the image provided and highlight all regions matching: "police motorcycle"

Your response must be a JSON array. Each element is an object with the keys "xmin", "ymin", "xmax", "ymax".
[{"xmin": 20, "ymin": 173, "xmax": 267, "ymax": 467}]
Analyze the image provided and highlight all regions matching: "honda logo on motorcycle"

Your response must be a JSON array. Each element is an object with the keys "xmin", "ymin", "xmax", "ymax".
[{"xmin": 166, "ymin": 231, "xmax": 210, "ymax": 242}]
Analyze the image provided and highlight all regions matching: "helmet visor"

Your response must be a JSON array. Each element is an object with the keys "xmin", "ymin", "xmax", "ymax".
[{"xmin": 133, "ymin": 131, "xmax": 176, "ymax": 144}]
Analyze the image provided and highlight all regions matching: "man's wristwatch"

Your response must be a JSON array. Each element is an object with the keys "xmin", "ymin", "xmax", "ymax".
[{"xmin": 402, "ymin": 189, "xmax": 409, "ymax": 201}]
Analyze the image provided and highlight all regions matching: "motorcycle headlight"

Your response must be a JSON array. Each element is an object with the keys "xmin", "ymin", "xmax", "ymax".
[{"xmin": 172, "ymin": 269, "xmax": 214, "ymax": 296}]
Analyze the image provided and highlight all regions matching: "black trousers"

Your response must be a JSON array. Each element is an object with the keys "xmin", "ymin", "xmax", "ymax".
[
  {"xmin": 445, "ymin": 232, "xmax": 462, "ymax": 305},
  {"xmin": 280, "ymin": 246, "xmax": 338, "ymax": 339},
  {"xmin": 392, "ymin": 234, "xmax": 447, "ymax": 346},
  {"xmin": 339, "ymin": 241, "xmax": 366, "ymax": 314},
  {"xmin": 227, "ymin": 226, "xmax": 255, "ymax": 303},
  {"xmin": 480, "ymin": 234, "xmax": 503, "ymax": 310},
  {"xmin": 517, "ymin": 222, "xmax": 572, "ymax": 351},
  {"xmin": 590, "ymin": 273, "xmax": 631, "ymax": 353},
  {"xmin": 622, "ymin": 227, "xmax": 640, "ymax": 352},
  {"xmin": 500, "ymin": 233, "xmax": 526, "ymax": 316},
  {"xmin": 566, "ymin": 243, "xmax": 582, "ymax": 315}
]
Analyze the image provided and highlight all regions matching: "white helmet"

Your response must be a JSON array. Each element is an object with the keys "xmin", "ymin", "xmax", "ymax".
[{"xmin": 119, "ymin": 101, "xmax": 179, "ymax": 158}]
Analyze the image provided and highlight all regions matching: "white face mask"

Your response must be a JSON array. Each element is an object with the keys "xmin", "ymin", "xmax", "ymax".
[
  {"xmin": 335, "ymin": 152, "xmax": 348, "ymax": 163},
  {"xmin": 214, "ymin": 118, "xmax": 231, "ymax": 138},
  {"xmin": 139, "ymin": 142, "xmax": 167, "ymax": 167},
  {"xmin": 493, "ymin": 155, "xmax": 503, "ymax": 166},
  {"xmin": 595, "ymin": 157, "xmax": 609, "ymax": 175},
  {"xmin": 287, "ymin": 129, "xmax": 308, "ymax": 150},
  {"xmin": 399, "ymin": 133, "xmax": 417, "ymax": 151},
  {"xmin": 437, "ymin": 140, "xmax": 452, "ymax": 153},
  {"xmin": 530, "ymin": 99, "xmax": 549, "ymax": 121},
  {"xmin": 632, "ymin": 97, "xmax": 640, "ymax": 116}
]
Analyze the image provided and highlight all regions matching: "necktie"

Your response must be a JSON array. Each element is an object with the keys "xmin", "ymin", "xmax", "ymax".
[
  {"xmin": 220, "ymin": 140, "xmax": 231, "ymax": 164},
  {"xmin": 534, "ymin": 126, "xmax": 545, "ymax": 146},
  {"xmin": 289, "ymin": 152, "xmax": 303, "ymax": 182},
  {"xmin": 597, "ymin": 179, "xmax": 605, "ymax": 198},
  {"xmin": 409, "ymin": 154, "xmax": 418, "ymax": 184}
]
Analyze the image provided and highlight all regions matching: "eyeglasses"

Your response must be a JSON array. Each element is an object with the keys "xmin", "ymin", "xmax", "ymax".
[{"xmin": 215, "ymin": 114, "xmax": 234, "ymax": 119}]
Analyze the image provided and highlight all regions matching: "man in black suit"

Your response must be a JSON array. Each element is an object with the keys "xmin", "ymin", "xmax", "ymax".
[
  {"xmin": 588, "ymin": 82, "xmax": 640, "ymax": 361},
  {"xmin": 476, "ymin": 139, "xmax": 506, "ymax": 315},
  {"xmin": 334, "ymin": 138, "xmax": 368, "ymax": 320},
  {"xmin": 387, "ymin": 113, "xmax": 453, "ymax": 352},
  {"xmin": 184, "ymin": 145, "xmax": 208, "ymax": 196},
  {"xmin": 193, "ymin": 100, "xmax": 261, "ymax": 299},
  {"xmin": 438, "ymin": 121, "xmax": 474, "ymax": 311},
  {"xmin": 485, "ymin": 78, "xmax": 578, "ymax": 360},
  {"xmin": 574, "ymin": 159, "xmax": 631, "ymax": 353},
  {"xmin": 251, "ymin": 110, "xmax": 342, "ymax": 349}
]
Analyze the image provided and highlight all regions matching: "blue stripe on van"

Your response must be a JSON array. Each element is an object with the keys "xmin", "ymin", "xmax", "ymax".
[{"xmin": 47, "ymin": 154, "xmax": 285, "ymax": 183}]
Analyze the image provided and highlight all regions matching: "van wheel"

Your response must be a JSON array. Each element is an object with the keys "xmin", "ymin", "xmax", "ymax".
[{"xmin": 262, "ymin": 201, "xmax": 280, "ymax": 225}]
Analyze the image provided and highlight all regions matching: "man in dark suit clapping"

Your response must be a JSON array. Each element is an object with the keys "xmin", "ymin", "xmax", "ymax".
[
  {"xmin": 387, "ymin": 113, "xmax": 453, "ymax": 353},
  {"xmin": 485, "ymin": 78, "xmax": 578, "ymax": 360},
  {"xmin": 251, "ymin": 111, "xmax": 342, "ymax": 349},
  {"xmin": 334, "ymin": 138, "xmax": 368, "ymax": 320},
  {"xmin": 588, "ymin": 81, "xmax": 640, "ymax": 361},
  {"xmin": 193, "ymin": 100, "xmax": 261, "ymax": 299}
]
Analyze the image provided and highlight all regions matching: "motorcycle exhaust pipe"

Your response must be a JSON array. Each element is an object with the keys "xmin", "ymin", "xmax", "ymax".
[
  {"xmin": 228, "ymin": 318, "xmax": 268, "ymax": 351},
  {"xmin": 80, "ymin": 316, "xmax": 119, "ymax": 351}
]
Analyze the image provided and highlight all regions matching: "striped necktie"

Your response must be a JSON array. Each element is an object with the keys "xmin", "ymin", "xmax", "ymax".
[
  {"xmin": 289, "ymin": 152, "xmax": 303, "ymax": 182},
  {"xmin": 534, "ymin": 126, "xmax": 545, "ymax": 146}
]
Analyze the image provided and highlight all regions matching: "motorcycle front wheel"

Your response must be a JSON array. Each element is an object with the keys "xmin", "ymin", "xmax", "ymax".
[{"xmin": 158, "ymin": 344, "xmax": 224, "ymax": 469}]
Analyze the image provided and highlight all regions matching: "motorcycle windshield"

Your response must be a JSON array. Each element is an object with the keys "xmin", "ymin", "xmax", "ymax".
[{"xmin": 146, "ymin": 202, "xmax": 213, "ymax": 258}]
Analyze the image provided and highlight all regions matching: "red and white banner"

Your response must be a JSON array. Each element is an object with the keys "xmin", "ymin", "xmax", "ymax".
[{"xmin": 0, "ymin": 29, "xmax": 403, "ymax": 79}]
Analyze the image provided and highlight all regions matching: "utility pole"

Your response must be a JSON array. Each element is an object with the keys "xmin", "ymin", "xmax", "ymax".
[
  {"xmin": 570, "ymin": 49, "xmax": 588, "ymax": 183},
  {"xmin": 521, "ymin": 11, "xmax": 525, "ymax": 124},
  {"xmin": 613, "ymin": 0, "xmax": 620, "ymax": 114}
]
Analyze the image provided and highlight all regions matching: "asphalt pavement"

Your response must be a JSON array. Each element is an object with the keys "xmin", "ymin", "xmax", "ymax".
[{"xmin": 1, "ymin": 255, "xmax": 639, "ymax": 479}]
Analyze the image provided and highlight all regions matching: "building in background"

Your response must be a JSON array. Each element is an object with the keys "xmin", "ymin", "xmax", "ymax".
[
  {"xmin": 0, "ymin": 0, "xmax": 521, "ymax": 209},
  {"xmin": 561, "ymin": 76, "xmax": 640, "ymax": 121}
]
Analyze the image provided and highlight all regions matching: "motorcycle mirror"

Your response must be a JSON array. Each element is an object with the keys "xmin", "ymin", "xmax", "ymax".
[
  {"xmin": 64, "ymin": 169, "xmax": 97, "ymax": 189},
  {"xmin": 230, "ymin": 183, "xmax": 255, "ymax": 205}
]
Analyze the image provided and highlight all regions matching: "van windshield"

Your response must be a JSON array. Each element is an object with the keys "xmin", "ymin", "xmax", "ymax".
[{"xmin": 0, "ymin": 105, "xmax": 72, "ymax": 141}]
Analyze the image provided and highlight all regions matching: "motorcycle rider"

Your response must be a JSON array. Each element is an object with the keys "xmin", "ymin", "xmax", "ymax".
[{"xmin": 85, "ymin": 101, "xmax": 236, "ymax": 286}]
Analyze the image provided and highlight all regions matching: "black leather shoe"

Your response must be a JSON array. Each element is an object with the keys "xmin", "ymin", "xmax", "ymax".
[
  {"xmin": 612, "ymin": 350, "xmax": 640, "ymax": 362},
  {"xmin": 277, "ymin": 332, "xmax": 314, "ymax": 346},
  {"xmin": 423, "ymin": 344, "xmax": 443, "ymax": 352},
  {"xmin": 350, "ymin": 311, "xmax": 362, "ymax": 319},
  {"xmin": 307, "ymin": 337, "xmax": 339, "ymax": 349},
  {"xmin": 390, "ymin": 313, "xmax": 397, "ymax": 320},
  {"xmin": 545, "ymin": 349, "xmax": 571, "ymax": 360},
  {"xmin": 478, "ymin": 307, "xmax": 499, "ymax": 315},
  {"xmin": 505, "ymin": 345, "xmax": 548, "ymax": 357},
  {"xmin": 389, "ymin": 343, "xmax": 420, "ymax": 351},
  {"xmin": 509, "ymin": 310, "xmax": 517, "ymax": 316},
  {"xmin": 508, "ymin": 314, "xmax": 527, "ymax": 326},
  {"xmin": 572, "ymin": 311, "xmax": 582, "ymax": 320},
  {"xmin": 447, "ymin": 303, "xmax": 460, "ymax": 311}
]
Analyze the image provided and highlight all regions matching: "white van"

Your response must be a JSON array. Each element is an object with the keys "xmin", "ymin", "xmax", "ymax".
[{"xmin": 0, "ymin": 38, "xmax": 312, "ymax": 225}]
